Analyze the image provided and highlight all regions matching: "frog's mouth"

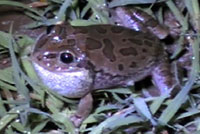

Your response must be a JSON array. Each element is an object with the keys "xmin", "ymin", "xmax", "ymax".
[{"xmin": 32, "ymin": 62, "xmax": 93, "ymax": 98}]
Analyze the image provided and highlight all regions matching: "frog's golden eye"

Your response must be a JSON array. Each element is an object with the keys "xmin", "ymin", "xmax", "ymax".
[{"xmin": 60, "ymin": 52, "xmax": 74, "ymax": 64}]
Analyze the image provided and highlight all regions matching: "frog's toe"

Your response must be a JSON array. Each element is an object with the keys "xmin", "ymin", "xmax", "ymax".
[{"xmin": 70, "ymin": 114, "xmax": 84, "ymax": 127}]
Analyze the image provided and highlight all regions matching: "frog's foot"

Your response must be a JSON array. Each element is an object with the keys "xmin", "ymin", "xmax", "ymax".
[
  {"xmin": 152, "ymin": 61, "xmax": 180, "ymax": 96},
  {"xmin": 70, "ymin": 93, "xmax": 93, "ymax": 127},
  {"xmin": 110, "ymin": 6, "xmax": 169, "ymax": 39},
  {"xmin": 177, "ymin": 51, "xmax": 192, "ymax": 72},
  {"xmin": 70, "ymin": 113, "xmax": 85, "ymax": 127}
]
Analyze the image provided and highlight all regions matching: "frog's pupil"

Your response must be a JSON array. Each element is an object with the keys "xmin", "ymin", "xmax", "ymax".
[{"xmin": 60, "ymin": 52, "xmax": 74, "ymax": 64}]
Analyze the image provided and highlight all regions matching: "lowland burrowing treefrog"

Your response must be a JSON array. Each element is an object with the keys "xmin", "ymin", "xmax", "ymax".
[{"xmin": 31, "ymin": 7, "xmax": 178, "ymax": 127}]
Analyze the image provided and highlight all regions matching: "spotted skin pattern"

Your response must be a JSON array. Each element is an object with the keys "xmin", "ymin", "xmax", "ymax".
[{"xmin": 32, "ymin": 24, "xmax": 173, "ymax": 92}]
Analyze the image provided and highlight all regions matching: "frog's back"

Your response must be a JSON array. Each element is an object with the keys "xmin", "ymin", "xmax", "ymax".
[{"xmin": 71, "ymin": 25, "xmax": 165, "ymax": 88}]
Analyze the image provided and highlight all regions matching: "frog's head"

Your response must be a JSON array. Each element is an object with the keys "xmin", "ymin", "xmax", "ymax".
[
  {"xmin": 31, "ymin": 25, "xmax": 92, "ymax": 98},
  {"xmin": 31, "ymin": 25, "xmax": 86, "ymax": 72}
]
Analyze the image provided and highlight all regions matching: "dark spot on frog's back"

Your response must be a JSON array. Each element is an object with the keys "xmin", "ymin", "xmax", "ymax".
[
  {"xmin": 67, "ymin": 39, "xmax": 75, "ymax": 46},
  {"xmin": 143, "ymin": 34, "xmax": 156, "ymax": 41},
  {"xmin": 119, "ymin": 47, "xmax": 138, "ymax": 56},
  {"xmin": 142, "ymin": 48, "xmax": 148, "ymax": 53},
  {"xmin": 129, "ymin": 61, "xmax": 137, "ymax": 68},
  {"xmin": 122, "ymin": 39, "xmax": 127, "ymax": 42},
  {"xmin": 118, "ymin": 64, "xmax": 124, "ymax": 71},
  {"xmin": 73, "ymin": 28, "xmax": 88, "ymax": 34},
  {"xmin": 86, "ymin": 38, "xmax": 102, "ymax": 50},
  {"xmin": 144, "ymin": 40, "xmax": 153, "ymax": 47},
  {"xmin": 110, "ymin": 26, "xmax": 124, "ymax": 33},
  {"xmin": 128, "ymin": 38, "xmax": 143, "ymax": 46},
  {"xmin": 102, "ymin": 38, "xmax": 116, "ymax": 62},
  {"xmin": 95, "ymin": 26, "xmax": 107, "ymax": 34}
]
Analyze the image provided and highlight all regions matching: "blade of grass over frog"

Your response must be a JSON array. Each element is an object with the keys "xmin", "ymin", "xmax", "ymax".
[
  {"xmin": 0, "ymin": 108, "xmax": 18, "ymax": 131},
  {"xmin": 0, "ymin": 1, "xmax": 42, "ymax": 17},
  {"xmin": 89, "ymin": 108, "xmax": 143, "ymax": 134},
  {"xmin": 158, "ymin": 35, "xmax": 200, "ymax": 124},
  {"xmin": 44, "ymin": 0, "xmax": 72, "ymax": 25},
  {"xmin": 133, "ymin": 97, "xmax": 157, "ymax": 126},
  {"xmin": 109, "ymin": 0, "xmax": 166, "ymax": 8}
]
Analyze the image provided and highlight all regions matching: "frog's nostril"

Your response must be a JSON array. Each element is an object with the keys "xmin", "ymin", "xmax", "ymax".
[
  {"xmin": 60, "ymin": 52, "xmax": 74, "ymax": 64},
  {"xmin": 43, "ymin": 53, "xmax": 57, "ymax": 59}
]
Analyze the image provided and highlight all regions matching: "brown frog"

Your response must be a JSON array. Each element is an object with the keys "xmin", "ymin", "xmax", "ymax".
[{"xmin": 31, "ymin": 7, "xmax": 177, "ymax": 126}]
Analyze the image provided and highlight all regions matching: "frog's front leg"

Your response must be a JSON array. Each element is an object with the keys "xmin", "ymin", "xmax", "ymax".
[
  {"xmin": 152, "ymin": 60, "xmax": 179, "ymax": 95},
  {"xmin": 70, "ymin": 93, "xmax": 93, "ymax": 127}
]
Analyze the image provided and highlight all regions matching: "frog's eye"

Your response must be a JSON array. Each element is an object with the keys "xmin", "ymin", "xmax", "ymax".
[{"xmin": 60, "ymin": 52, "xmax": 74, "ymax": 64}]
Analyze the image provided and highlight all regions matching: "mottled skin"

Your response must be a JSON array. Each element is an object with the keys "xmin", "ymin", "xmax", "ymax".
[{"xmin": 33, "ymin": 24, "xmax": 167, "ymax": 91}]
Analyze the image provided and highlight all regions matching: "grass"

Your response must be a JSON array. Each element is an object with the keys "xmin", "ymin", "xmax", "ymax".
[{"xmin": 0, "ymin": 0, "xmax": 200, "ymax": 133}]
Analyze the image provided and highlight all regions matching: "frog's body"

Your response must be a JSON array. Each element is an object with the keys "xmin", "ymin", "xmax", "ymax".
[{"xmin": 32, "ymin": 24, "xmax": 168, "ymax": 98}]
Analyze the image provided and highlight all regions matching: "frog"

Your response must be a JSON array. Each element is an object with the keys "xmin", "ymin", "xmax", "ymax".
[{"xmin": 31, "ymin": 6, "xmax": 179, "ymax": 127}]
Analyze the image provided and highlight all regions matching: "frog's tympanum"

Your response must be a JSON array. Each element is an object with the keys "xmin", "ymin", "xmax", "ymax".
[{"xmin": 31, "ymin": 7, "xmax": 177, "ymax": 127}]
